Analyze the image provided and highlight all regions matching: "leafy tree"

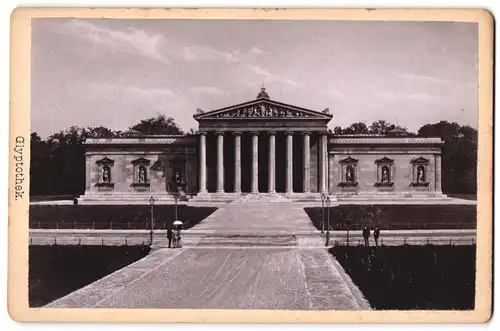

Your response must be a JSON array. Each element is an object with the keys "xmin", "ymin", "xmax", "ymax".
[
  {"xmin": 130, "ymin": 114, "xmax": 184, "ymax": 135},
  {"xmin": 332, "ymin": 120, "xmax": 409, "ymax": 135},
  {"xmin": 85, "ymin": 126, "xmax": 120, "ymax": 138},
  {"xmin": 418, "ymin": 121, "xmax": 477, "ymax": 194}
]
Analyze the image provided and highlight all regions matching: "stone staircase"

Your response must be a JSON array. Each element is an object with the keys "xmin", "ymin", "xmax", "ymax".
[
  {"xmin": 196, "ymin": 234, "xmax": 296, "ymax": 247},
  {"xmin": 231, "ymin": 193, "xmax": 290, "ymax": 203}
]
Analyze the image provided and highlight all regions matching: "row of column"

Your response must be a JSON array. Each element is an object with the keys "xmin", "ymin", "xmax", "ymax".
[{"xmin": 198, "ymin": 131, "xmax": 328, "ymax": 194}]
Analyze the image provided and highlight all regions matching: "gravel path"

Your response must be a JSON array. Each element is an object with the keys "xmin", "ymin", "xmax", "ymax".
[{"xmin": 48, "ymin": 247, "xmax": 368, "ymax": 310}]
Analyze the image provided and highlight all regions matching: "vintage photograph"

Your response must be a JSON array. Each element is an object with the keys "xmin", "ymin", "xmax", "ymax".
[{"xmin": 10, "ymin": 9, "xmax": 491, "ymax": 322}]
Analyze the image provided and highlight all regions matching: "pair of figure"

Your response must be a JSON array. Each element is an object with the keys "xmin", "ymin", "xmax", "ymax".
[
  {"xmin": 167, "ymin": 227, "xmax": 182, "ymax": 248},
  {"xmin": 362, "ymin": 225, "xmax": 381, "ymax": 246}
]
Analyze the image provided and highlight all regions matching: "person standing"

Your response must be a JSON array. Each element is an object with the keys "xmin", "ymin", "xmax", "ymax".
[
  {"xmin": 177, "ymin": 228, "xmax": 182, "ymax": 248},
  {"xmin": 373, "ymin": 227, "xmax": 380, "ymax": 246},
  {"xmin": 173, "ymin": 228, "xmax": 180, "ymax": 248},
  {"xmin": 362, "ymin": 225, "xmax": 370, "ymax": 246},
  {"xmin": 167, "ymin": 227, "xmax": 173, "ymax": 248}
]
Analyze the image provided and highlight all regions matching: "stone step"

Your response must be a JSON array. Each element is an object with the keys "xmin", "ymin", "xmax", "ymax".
[{"xmin": 153, "ymin": 234, "xmax": 297, "ymax": 247}]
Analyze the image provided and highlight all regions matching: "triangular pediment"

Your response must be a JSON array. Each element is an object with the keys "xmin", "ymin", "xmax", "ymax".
[
  {"xmin": 411, "ymin": 157, "xmax": 430, "ymax": 164},
  {"xmin": 339, "ymin": 156, "xmax": 358, "ymax": 164},
  {"xmin": 131, "ymin": 157, "xmax": 151, "ymax": 165},
  {"xmin": 96, "ymin": 157, "xmax": 114, "ymax": 165},
  {"xmin": 194, "ymin": 99, "xmax": 333, "ymax": 120},
  {"xmin": 375, "ymin": 156, "xmax": 394, "ymax": 164}
]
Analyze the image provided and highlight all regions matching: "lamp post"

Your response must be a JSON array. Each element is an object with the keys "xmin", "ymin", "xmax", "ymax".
[
  {"xmin": 326, "ymin": 196, "xmax": 331, "ymax": 247},
  {"xmin": 320, "ymin": 193, "xmax": 326, "ymax": 234},
  {"xmin": 174, "ymin": 192, "xmax": 179, "ymax": 224},
  {"xmin": 149, "ymin": 196, "xmax": 154, "ymax": 245}
]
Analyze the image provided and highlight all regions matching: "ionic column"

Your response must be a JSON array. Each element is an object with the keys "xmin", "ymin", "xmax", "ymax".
[
  {"xmin": 302, "ymin": 132, "xmax": 311, "ymax": 193},
  {"xmin": 233, "ymin": 132, "xmax": 242, "ymax": 193},
  {"xmin": 319, "ymin": 133, "xmax": 328, "ymax": 193},
  {"xmin": 435, "ymin": 154, "xmax": 442, "ymax": 193},
  {"xmin": 286, "ymin": 132, "xmax": 294, "ymax": 193},
  {"xmin": 268, "ymin": 132, "xmax": 276, "ymax": 193},
  {"xmin": 198, "ymin": 132, "xmax": 207, "ymax": 194},
  {"xmin": 251, "ymin": 132, "xmax": 259, "ymax": 193},
  {"xmin": 216, "ymin": 131, "xmax": 224, "ymax": 193}
]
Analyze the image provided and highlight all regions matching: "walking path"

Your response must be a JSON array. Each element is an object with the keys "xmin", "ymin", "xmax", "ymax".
[
  {"xmin": 47, "ymin": 246, "xmax": 369, "ymax": 310},
  {"xmin": 45, "ymin": 202, "xmax": 371, "ymax": 310},
  {"xmin": 192, "ymin": 202, "xmax": 316, "ymax": 232}
]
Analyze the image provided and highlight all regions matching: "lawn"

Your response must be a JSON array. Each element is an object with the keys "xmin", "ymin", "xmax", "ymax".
[
  {"xmin": 29, "ymin": 245, "xmax": 151, "ymax": 307},
  {"xmin": 304, "ymin": 204, "xmax": 476, "ymax": 230},
  {"xmin": 331, "ymin": 244, "xmax": 476, "ymax": 310},
  {"xmin": 29, "ymin": 205, "xmax": 218, "ymax": 229}
]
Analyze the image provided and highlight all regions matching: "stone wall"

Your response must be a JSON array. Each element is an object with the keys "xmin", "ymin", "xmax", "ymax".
[
  {"xmin": 328, "ymin": 142, "xmax": 442, "ymax": 196},
  {"xmin": 84, "ymin": 137, "xmax": 198, "ymax": 196}
]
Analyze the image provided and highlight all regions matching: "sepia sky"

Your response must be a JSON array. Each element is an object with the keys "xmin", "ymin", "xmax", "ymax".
[{"xmin": 31, "ymin": 19, "xmax": 478, "ymax": 138}]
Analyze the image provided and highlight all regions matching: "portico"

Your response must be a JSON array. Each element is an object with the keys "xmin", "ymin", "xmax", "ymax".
[{"xmin": 194, "ymin": 88, "xmax": 332, "ymax": 195}]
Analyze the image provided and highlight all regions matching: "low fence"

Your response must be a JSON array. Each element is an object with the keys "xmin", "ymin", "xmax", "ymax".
[
  {"xmin": 29, "ymin": 220, "xmax": 192, "ymax": 230},
  {"xmin": 29, "ymin": 229, "xmax": 477, "ymax": 247},
  {"xmin": 330, "ymin": 221, "xmax": 476, "ymax": 230}
]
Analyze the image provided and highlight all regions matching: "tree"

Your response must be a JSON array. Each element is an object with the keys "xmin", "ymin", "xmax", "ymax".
[
  {"xmin": 369, "ymin": 120, "xmax": 408, "ymax": 135},
  {"xmin": 418, "ymin": 121, "xmax": 477, "ymax": 194},
  {"xmin": 30, "ymin": 132, "xmax": 56, "ymax": 195},
  {"xmin": 85, "ymin": 126, "xmax": 119, "ymax": 138},
  {"xmin": 130, "ymin": 114, "xmax": 184, "ymax": 135},
  {"xmin": 331, "ymin": 120, "xmax": 409, "ymax": 135}
]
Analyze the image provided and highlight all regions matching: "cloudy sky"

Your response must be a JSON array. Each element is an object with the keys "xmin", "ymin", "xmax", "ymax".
[{"xmin": 31, "ymin": 19, "xmax": 478, "ymax": 137}]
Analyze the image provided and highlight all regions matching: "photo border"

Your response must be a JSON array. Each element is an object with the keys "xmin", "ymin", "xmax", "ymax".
[{"xmin": 8, "ymin": 7, "xmax": 493, "ymax": 323}]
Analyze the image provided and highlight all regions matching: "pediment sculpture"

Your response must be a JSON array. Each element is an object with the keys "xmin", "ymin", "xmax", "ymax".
[{"xmin": 214, "ymin": 104, "xmax": 310, "ymax": 118}]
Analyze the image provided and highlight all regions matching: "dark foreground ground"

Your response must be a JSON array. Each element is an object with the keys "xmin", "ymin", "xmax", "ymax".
[
  {"xmin": 330, "ymin": 244, "xmax": 476, "ymax": 310},
  {"xmin": 29, "ymin": 245, "xmax": 151, "ymax": 307},
  {"xmin": 29, "ymin": 205, "xmax": 218, "ymax": 230},
  {"xmin": 305, "ymin": 204, "xmax": 476, "ymax": 230}
]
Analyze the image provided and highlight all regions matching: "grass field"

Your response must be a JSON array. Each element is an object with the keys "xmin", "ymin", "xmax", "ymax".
[
  {"xmin": 29, "ymin": 245, "xmax": 151, "ymax": 307},
  {"xmin": 304, "ymin": 204, "xmax": 476, "ymax": 230},
  {"xmin": 331, "ymin": 244, "xmax": 476, "ymax": 310},
  {"xmin": 29, "ymin": 205, "xmax": 218, "ymax": 229}
]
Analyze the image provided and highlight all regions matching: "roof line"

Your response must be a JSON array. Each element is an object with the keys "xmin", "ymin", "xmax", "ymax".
[{"xmin": 194, "ymin": 98, "xmax": 332, "ymax": 119}]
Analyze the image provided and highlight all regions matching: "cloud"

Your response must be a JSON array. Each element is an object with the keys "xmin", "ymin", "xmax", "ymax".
[
  {"xmin": 62, "ymin": 19, "xmax": 169, "ymax": 64},
  {"xmin": 406, "ymin": 93, "xmax": 436, "ymax": 101},
  {"xmin": 249, "ymin": 47, "xmax": 267, "ymax": 55},
  {"xmin": 320, "ymin": 87, "xmax": 346, "ymax": 99},
  {"xmin": 248, "ymin": 65, "xmax": 299, "ymax": 87},
  {"xmin": 376, "ymin": 90, "xmax": 437, "ymax": 102},
  {"xmin": 87, "ymin": 82, "xmax": 177, "ymax": 98},
  {"xmin": 187, "ymin": 86, "xmax": 228, "ymax": 96},
  {"xmin": 180, "ymin": 45, "xmax": 240, "ymax": 63},
  {"xmin": 399, "ymin": 72, "xmax": 459, "ymax": 86}
]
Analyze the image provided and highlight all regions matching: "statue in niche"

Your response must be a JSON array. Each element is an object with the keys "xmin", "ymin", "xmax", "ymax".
[
  {"xmin": 138, "ymin": 166, "xmax": 147, "ymax": 183},
  {"xmin": 345, "ymin": 166, "xmax": 354, "ymax": 183},
  {"xmin": 381, "ymin": 166, "xmax": 390, "ymax": 183},
  {"xmin": 102, "ymin": 165, "xmax": 111, "ymax": 183},
  {"xmin": 417, "ymin": 166, "xmax": 425, "ymax": 183},
  {"xmin": 173, "ymin": 170, "xmax": 186, "ymax": 192}
]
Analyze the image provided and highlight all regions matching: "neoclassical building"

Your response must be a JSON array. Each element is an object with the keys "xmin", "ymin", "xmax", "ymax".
[{"xmin": 80, "ymin": 88, "xmax": 445, "ymax": 203}]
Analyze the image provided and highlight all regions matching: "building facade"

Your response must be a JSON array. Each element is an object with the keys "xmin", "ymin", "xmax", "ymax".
[{"xmin": 80, "ymin": 89, "xmax": 445, "ymax": 202}]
